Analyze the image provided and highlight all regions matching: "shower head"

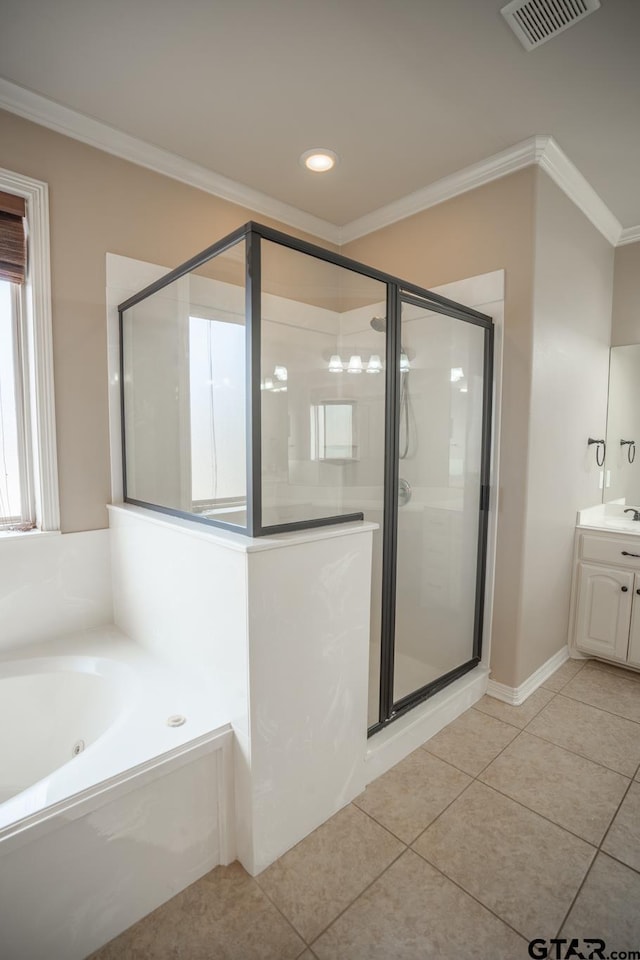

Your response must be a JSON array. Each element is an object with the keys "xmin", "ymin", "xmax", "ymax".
[{"xmin": 370, "ymin": 316, "xmax": 409, "ymax": 372}]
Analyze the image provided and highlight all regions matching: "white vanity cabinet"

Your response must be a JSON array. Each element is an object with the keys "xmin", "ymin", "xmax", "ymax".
[
  {"xmin": 570, "ymin": 529, "xmax": 640, "ymax": 667},
  {"xmin": 628, "ymin": 575, "xmax": 640, "ymax": 666}
]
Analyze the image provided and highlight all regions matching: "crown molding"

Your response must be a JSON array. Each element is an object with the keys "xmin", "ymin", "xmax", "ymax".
[
  {"xmin": 0, "ymin": 77, "xmax": 341, "ymax": 245},
  {"xmin": 1, "ymin": 78, "xmax": 638, "ymax": 249},
  {"xmin": 538, "ymin": 137, "xmax": 622, "ymax": 247},
  {"xmin": 341, "ymin": 135, "xmax": 632, "ymax": 248},
  {"xmin": 339, "ymin": 136, "xmax": 548, "ymax": 244},
  {"xmin": 618, "ymin": 225, "xmax": 640, "ymax": 247}
]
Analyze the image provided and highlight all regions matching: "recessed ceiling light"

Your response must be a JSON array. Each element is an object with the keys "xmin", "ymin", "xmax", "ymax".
[{"xmin": 300, "ymin": 149, "xmax": 338, "ymax": 173}]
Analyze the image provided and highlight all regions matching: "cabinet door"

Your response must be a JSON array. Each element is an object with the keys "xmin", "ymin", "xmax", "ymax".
[
  {"xmin": 575, "ymin": 563, "xmax": 632, "ymax": 662},
  {"xmin": 627, "ymin": 574, "xmax": 640, "ymax": 667}
]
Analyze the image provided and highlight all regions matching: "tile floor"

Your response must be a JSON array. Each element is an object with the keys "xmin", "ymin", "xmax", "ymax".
[{"xmin": 91, "ymin": 657, "xmax": 640, "ymax": 959}]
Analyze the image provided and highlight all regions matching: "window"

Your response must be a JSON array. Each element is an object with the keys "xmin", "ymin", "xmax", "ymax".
[
  {"xmin": 0, "ymin": 280, "xmax": 29, "ymax": 527},
  {"xmin": 0, "ymin": 171, "xmax": 58, "ymax": 533},
  {"xmin": 311, "ymin": 400, "xmax": 359, "ymax": 462},
  {"xmin": 189, "ymin": 314, "xmax": 246, "ymax": 511}
]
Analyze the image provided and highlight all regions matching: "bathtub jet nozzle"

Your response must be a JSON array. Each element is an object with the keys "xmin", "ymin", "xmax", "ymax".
[{"xmin": 167, "ymin": 714, "xmax": 187, "ymax": 727}]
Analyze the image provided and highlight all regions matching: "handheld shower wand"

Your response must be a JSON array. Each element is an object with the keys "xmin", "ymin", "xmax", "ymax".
[{"xmin": 370, "ymin": 317, "xmax": 410, "ymax": 460}]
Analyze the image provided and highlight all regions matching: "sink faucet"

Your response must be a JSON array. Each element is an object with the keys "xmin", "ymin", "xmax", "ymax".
[{"xmin": 624, "ymin": 508, "xmax": 640, "ymax": 521}]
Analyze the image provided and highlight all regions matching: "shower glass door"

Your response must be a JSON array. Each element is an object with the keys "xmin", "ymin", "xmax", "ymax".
[{"xmin": 387, "ymin": 295, "xmax": 492, "ymax": 715}]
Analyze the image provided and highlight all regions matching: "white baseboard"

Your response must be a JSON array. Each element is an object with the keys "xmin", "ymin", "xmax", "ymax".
[{"xmin": 487, "ymin": 646, "xmax": 570, "ymax": 706}]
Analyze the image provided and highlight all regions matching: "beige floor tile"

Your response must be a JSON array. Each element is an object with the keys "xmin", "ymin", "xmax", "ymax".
[
  {"xmin": 473, "ymin": 687, "xmax": 554, "ymax": 728},
  {"xmin": 583, "ymin": 658, "xmax": 640, "ymax": 683},
  {"xmin": 527, "ymin": 694, "xmax": 640, "ymax": 777},
  {"xmin": 89, "ymin": 861, "xmax": 305, "ymax": 960},
  {"xmin": 562, "ymin": 666, "xmax": 640, "ymax": 723},
  {"xmin": 256, "ymin": 804, "xmax": 403, "ymax": 943},
  {"xmin": 602, "ymin": 781, "xmax": 640, "ymax": 872},
  {"xmin": 312, "ymin": 850, "xmax": 526, "ymax": 960},
  {"xmin": 353, "ymin": 749, "xmax": 470, "ymax": 843},
  {"xmin": 412, "ymin": 781, "xmax": 594, "ymax": 941},
  {"xmin": 542, "ymin": 658, "xmax": 586, "ymax": 692},
  {"xmin": 561, "ymin": 853, "xmax": 640, "ymax": 950},
  {"xmin": 479, "ymin": 731, "xmax": 629, "ymax": 844},
  {"xmin": 423, "ymin": 708, "xmax": 518, "ymax": 776}
]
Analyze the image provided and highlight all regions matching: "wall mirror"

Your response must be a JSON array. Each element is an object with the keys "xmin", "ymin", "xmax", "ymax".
[{"xmin": 603, "ymin": 344, "xmax": 640, "ymax": 505}]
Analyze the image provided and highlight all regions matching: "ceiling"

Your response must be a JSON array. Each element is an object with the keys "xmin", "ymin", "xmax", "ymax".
[{"xmin": 0, "ymin": 0, "xmax": 639, "ymax": 228}]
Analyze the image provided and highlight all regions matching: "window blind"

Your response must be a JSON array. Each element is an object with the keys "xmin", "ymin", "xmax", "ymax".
[{"xmin": 0, "ymin": 191, "xmax": 27, "ymax": 285}]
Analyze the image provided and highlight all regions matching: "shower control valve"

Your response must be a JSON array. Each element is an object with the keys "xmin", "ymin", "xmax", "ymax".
[{"xmin": 398, "ymin": 478, "xmax": 412, "ymax": 507}]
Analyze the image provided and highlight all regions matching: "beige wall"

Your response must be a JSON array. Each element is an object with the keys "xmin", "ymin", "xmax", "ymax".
[
  {"xmin": 518, "ymin": 171, "xmax": 614, "ymax": 683},
  {"xmin": 0, "ymin": 108, "xmax": 337, "ymax": 532},
  {"xmin": 611, "ymin": 241, "xmax": 640, "ymax": 346},
  {"xmin": 343, "ymin": 169, "xmax": 537, "ymax": 687}
]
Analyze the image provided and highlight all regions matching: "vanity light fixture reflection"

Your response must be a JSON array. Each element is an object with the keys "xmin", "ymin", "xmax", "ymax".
[
  {"xmin": 261, "ymin": 365, "xmax": 288, "ymax": 391},
  {"xmin": 400, "ymin": 352, "xmax": 410, "ymax": 373},
  {"xmin": 261, "ymin": 378, "xmax": 287, "ymax": 392},
  {"xmin": 328, "ymin": 353, "xmax": 386, "ymax": 374}
]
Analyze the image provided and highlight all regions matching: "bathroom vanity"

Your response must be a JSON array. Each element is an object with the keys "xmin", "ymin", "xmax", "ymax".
[{"xmin": 569, "ymin": 505, "xmax": 640, "ymax": 668}]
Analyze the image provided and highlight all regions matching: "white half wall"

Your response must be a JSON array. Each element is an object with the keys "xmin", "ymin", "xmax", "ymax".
[
  {"xmin": 108, "ymin": 503, "xmax": 250, "ymax": 866},
  {"xmin": 247, "ymin": 527, "xmax": 373, "ymax": 873},
  {"xmin": 108, "ymin": 504, "xmax": 375, "ymax": 876}
]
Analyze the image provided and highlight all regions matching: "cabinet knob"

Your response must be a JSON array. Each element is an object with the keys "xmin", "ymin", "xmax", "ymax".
[
  {"xmin": 637, "ymin": 589, "xmax": 640, "ymax": 596},
  {"xmin": 622, "ymin": 586, "xmax": 629, "ymax": 592}
]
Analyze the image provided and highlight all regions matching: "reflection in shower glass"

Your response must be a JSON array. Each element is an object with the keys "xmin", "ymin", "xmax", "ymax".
[
  {"xmin": 259, "ymin": 240, "xmax": 387, "ymax": 719},
  {"xmin": 312, "ymin": 401, "xmax": 357, "ymax": 461},
  {"xmin": 393, "ymin": 301, "xmax": 486, "ymax": 705},
  {"xmin": 189, "ymin": 316, "xmax": 246, "ymax": 509},
  {"xmin": 259, "ymin": 239, "xmax": 387, "ymax": 529},
  {"xmin": 121, "ymin": 239, "xmax": 247, "ymax": 527}
]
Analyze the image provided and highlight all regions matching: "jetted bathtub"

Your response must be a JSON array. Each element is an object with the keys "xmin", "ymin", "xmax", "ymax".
[
  {"xmin": 0, "ymin": 654, "xmax": 133, "ymax": 816},
  {"xmin": 0, "ymin": 626, "xmax": 234, "ymax": 960}
]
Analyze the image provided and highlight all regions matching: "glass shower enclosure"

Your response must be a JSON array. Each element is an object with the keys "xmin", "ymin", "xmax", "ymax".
[{"xmin": 118, "ymin": 222, "xmax": 493, "ymax": 732}]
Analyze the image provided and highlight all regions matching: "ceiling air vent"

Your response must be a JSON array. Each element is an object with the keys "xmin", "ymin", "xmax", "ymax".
[{"xmin": 501, "ymin": 0, "xmax": 600, "ymax": 51}]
